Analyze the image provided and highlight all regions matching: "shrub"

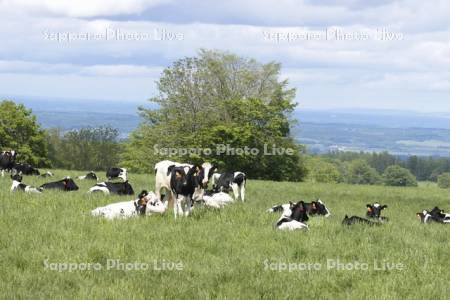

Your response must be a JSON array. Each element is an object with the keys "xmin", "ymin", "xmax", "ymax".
[{"xmin": 383, "ymin": 165, "xmax": 418, "ymax": 187}]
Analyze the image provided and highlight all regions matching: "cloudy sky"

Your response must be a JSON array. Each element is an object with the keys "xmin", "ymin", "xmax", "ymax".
[{"xmin": 0, "ymin": 0, "xmax": 449, "ymax": 112}]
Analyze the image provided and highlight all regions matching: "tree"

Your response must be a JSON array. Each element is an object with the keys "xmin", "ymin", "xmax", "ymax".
[
  {"xmin": 47, "ymin": 126, "xmax": 121, "ymax": 170},
  {"xmin": 123, "ymin": 50, "xmax": 307, "ymax": 181},
  {"xmin": 307, "ymin": 157, "xmax": 341, "ymax": 183},
  {"xmin": 437, "ymin": 173, "xmax": 450, "ymax": 188},
  {"xmin": 347, "ymin": 159, "xmax": 381, "ymax": 185},
  {"xmin": 383, "ymin": 165, "xmax": 418, "ymax": 187},
  {"xmin": 0, "ymin": 100, "xmax": 49, "ymax": 166}
]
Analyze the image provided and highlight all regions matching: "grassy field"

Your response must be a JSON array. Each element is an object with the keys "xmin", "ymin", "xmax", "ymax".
[{"xmin": 1, "ymin": 170, "xmax": 450, "ymax": 299}]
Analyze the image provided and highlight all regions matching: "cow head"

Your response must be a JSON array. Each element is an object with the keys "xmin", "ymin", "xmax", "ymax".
[
  {"xmin": 310, "ymin": 199, "xmax": 331, "ymax": 217},
  {"xmin": 417, "ymin": 210, "xmax": 431, "ymax": 223},
  {"xmin": 197, "ymin": 162, "xmax": 217, "ymax": 188},
  {"xmin": 366, "ymin": 203, "xmax": 387, "ymax": 219},
  {"xmin": 290, "ymin": 201, "xmax": 309, "ymax": 223},
  {"xmin": 11, "ymin": 174, "xmax": 23, "ymax": 182},
  {"xmin": 135, "ymin": 190, "xmax": 149, "ymax": 215}
]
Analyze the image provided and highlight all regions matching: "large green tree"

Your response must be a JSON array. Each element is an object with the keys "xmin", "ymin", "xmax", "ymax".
[
  {"xmin": 123, "ymin": 50, "xmax": 306, "ymax": 181},
  {"xmin": 0, "ymin": 100, "xmax": 49, "ymax": 166}
]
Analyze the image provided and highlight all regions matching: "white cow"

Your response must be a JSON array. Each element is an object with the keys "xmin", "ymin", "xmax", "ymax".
[
  {"xmin": 201, "ymin": 192, "xmax": 234, "ymax": 209},
  {"xmin": 91, "ymin": 191, "xmax": 166, "ymax": 220}
]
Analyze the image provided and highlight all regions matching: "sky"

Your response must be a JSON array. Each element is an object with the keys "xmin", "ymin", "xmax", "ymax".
[{"xmin": 0, "ymin": 0, "xmax": 449, "ymax": 112}]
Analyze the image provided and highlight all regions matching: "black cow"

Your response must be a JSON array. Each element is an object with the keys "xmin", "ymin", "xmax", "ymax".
[
  {"xmin": 88, "ymin": 181, "xmax": 134, "ymax": 195},
  {"xmin": 305, "ymin": 199, "xmax": 331, "ymax": 217},
  {"xmin": 40, "ymin": 177, "xmax": 79, "ymax": 191},
  {"xmin": 366, "ymin": 203, "xmax": 389, "ymax": 222},
  {"xmin": 212, "ymin": 171, "xmax": 246, "ymax": 201},
  {"xmin": 342, "ymin": 215, "xmax": 381, "ymax": 226},
  {"xmin": 169, "ymin": 164, "xmax": 204, "ymax": 218},
  {"xmin": 0, "ymin": 150, "xmax": 17, "ymax": 176},
  {"xmin": 78, "ymin": 171, "xmax": 98, "ymax": 180},
  {"xmin": 10, "ymin": 174, "xmax": 43, "ymax": 193},
  {"xmin": 12, "ymin": 163, "xmax": 40, "ymax": 176},
  {"xmin": 106, "ymin": 167, "xmax": 127, "ymax": 181}
]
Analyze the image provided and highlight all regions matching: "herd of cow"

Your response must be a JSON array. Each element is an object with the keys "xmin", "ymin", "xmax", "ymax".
[{"xmin": 2, "ymin": 150, "xmax": 450, "ymax": 229}]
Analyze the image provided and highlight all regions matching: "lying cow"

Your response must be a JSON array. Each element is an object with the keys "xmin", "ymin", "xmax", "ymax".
[
  {"xmin": 88, "ymin": 181, "xmax": 134, "ymax": 195},
  {"xmin": 417, "ymin": 207, "xmax": 450, "ymax": 224},
  {"xmin": 1, "ymin": 150, "xmax": 17, "ymax": 176},
  {"xmin": 12, "ymin": 163, "xmax": 40, "ymax": 176},
  {"xmin": 40, "ymin": 177, "xmax": 79, "ymax": 191},
  {"xmin": 268, "ymin": 199, "xmax": 331, "ymax": 218},
  {"xmin": 212, "ymin": 171, "xmax": 246, "ymax": 202},
  {"xmin": 10, "ymin": 174, "xmax": 42, "ymax": 193},
  {"xmin": 366, "ymin": 203, "xmax": 389, "ymax": 222},
  {"xmin": 91, "ymin": 190, "xmax": 166, "ymax": 220},
  {"xmin": 342, "ymin": 215, "xmax": 381, "ymax": 226},
  {"xmin": 276, "ymin": 201, "xmax": 309, "ymax": 231},
  {"xmin": 78, "ymin": 171, "xmax": 98, "ymax": 180},
  {"xmin": 106, "ymin": 167, "xmax": 127, "ymax": 181},
  {"xmin": 200, "ymin": 191, "xmax": 234, "ymax": 209},
  {"xmin": 169, "ymin": 164, "xmax": 204, "ymax": 218}
]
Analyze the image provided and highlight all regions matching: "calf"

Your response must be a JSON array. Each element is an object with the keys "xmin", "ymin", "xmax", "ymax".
[
  {"xmin": 418, "ymin": 207, "xmax": 450, "ymax": 224},
  {"xmin": 366, "ymin": 203, "xmax": 389, "ymax": 222},
  {"xmin": 342, "ymin": 215, "xmax": 381, "ymax": 226},
  {"xmin": 213, "ymin": 171, "xmax": 246, "ymax": 202},
  {"xmin": 12, "ymin": 163, "xmax": 40, "ymax": 176},
  {"xmin": 40, "ymin": 177, "xmax": 79, "ymax": 191},
  {"xmin": 88, "ymin": 181, "xmax": 134, "ymax": 195},
  {"xmin": 0, "ymin": 150, "xmax": 17, "ymax": 176},
  {"xmin": 78, "ymin": 171, "xmax": 98, "ymax": 180},
  {"xmin": 200, "ymin": 191, "xmax": 234, "ymax": 209},
  {"xmin": 106, "ymin": 167, "xmax": 127, "ymax": 181},
  {"xmin": 91, "ymin": 190, "xmax": 166, "ymax": 220},
  {"xmin": 10, "ymin": 174, "xmax": 42, "ymax": 193},
  {"xmin": 268, "ymin": 199, "xmax": 331, "ymax": 218},
  {"xmin": 169, "ymin": 164, "xmax": 204, "ymax": 218},
  {"xmin": 276, "ymin": 201, "xmax": 309, "ymax": 231}
]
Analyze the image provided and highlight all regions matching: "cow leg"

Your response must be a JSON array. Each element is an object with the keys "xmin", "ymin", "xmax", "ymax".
[
  {"xmin": 231, "ymin": 183, "xmax": 239, "ymax": 201},
  {"xmin": 185, "ymin": 197, "xmax": 192, "ymax": 217},
  {"xmin": 239, "ymin": 183, "xmax": 245, "ymax": 202},
  {"xmin": 1, "ymin": 169, "xmax": 4, "ymax": 177}
]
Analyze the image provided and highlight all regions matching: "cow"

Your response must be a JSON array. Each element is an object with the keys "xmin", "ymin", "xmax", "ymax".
[
  {"xmin": 78, "ymin": 171, "xmax": 98, "ymax": 180},
  {"xmin": 342, "ymin": 215, "xmax": 381, "ymax": 226},
  {"xmin": 418, "ymin": 207, "xmax": 450, "ymax": 224},
  {"xmin": 10, "ymin": 174, "xmax": 42, "ymax": 193},
  {"xmin": 12, "ymin": 163, "xmax": 40, "ymax": 176},
  {"xmin": 169, "ymin": 164, "xmax": 204, "ymax": 218},
  {"xmin": 200, "ymin": 191, "xmax": 234, "ymax": 209},
  {"xmin": 268, "ymin": 199, "xmax": 331, "ymax": 218},
  {"xmin": 276, "ymin": 201, "xmax": 309, "ymax": 231},
  {"xmin": 91, "ymin": 190, "xmax": 166, "ymax": 220},
  {"xmin": 0, "ymin": 150, "xmax": 17, "ymax": 176},
  {"xmin": 40, "ymin": 177, "xmax": 79, "ymax": 191},
  {"xmin": 366, "ymin": 203, "xmax": 389, "ymax": 222},
  {"xmin": 212, "ymin": 171, "xmax": 246, "ymax": 202},
  {"xmin": 88, "ymin": 181, "xmax": 134, "ymax": 195},
  {"xmin": 154, "ymin": 160, "xmax": 214, "ymax": 207},
  {"xmin": 106, "ymin": 167, "xmax": 127, "ymax": 181}
]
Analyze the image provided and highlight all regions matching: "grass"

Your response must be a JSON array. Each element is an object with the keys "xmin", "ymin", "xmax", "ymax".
[{"xmin": 1, "ymin": 170, "xmax": 450, "ymax": 299}]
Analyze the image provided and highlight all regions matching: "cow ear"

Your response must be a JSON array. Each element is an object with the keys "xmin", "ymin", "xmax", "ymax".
[
  {"xmin": 366, "ymin": 204, "xmax": 371, "ymax": 208},
  {"xmin": 167, "ymin": 165, "xmax": 175, "ymax": 176},
  {"xmin": 382, "ymin": 205, "xmax": 388, "ymax": 210}
]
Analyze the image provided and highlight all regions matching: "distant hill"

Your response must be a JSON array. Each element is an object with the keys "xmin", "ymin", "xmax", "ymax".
[{"xmin": 6, "ymin": 97, "xmax": 450, "ymax": 157}]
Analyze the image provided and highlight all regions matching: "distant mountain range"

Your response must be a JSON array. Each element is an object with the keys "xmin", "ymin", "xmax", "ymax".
[{"xmin": 5, "ymin": 97, "xmax": 450, "ymax": 157}]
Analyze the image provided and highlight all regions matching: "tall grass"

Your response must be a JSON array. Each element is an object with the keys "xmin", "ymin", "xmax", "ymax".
[{"xmin": 1, "ymin": 170, "xmax": 449, "ymax": 299}]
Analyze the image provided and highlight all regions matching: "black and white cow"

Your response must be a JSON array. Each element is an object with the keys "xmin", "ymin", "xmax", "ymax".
[
  {"xmin": 366, "ymin": 203, "xmax": 389, "ymax": 222},
  {"xmin": 276, "ymin": 201, "xmax": 309, "ymax": 231},
  {"xmin": 169, "ymin": 164, "xmax": 204, "ymax": 218},
  {"xmin": 106, "ymin": 167, "xmax": 127, "ymax": 181},
  {"xmin": 12, "ymin": 163, "xmax": 40, "ymax": 176},
  {"xmin": 40, "ymin": 177, "xmax": 79, "ymax": 191},
  {"xmin": 88, "ymin": 181, "xmax": 134, "ymax": 195},
  {"xmin": 10, "ymin": 174, "xmax": 42, "ymax": 193},
  {"xmin": 78, "ymin": 171, "xmax": 98, "ymax": 180},
  {"xmin": 268, "ymin": 199, "xmax": 331, "ymax": 218},
  {"xmin": 0, "ymin": 150, "xmax": 17, "ymax": 176},
  {"xmin": 91, "ymin": 190, "xmax": 166, "ymax": 219},
  {"xmin": 342, "ymin": 215, "xmax": 381, "ymax": 226},
  {"xmin": 212, "ymin": 171, "xmax": 246, "ymax": 202},
  {"xmin": 418, "ymin": 207, "xmax": 450, "ymax": 224},
  {"xmin": 154, "ymin": 160, "xmax": 214, "ymax": 206}
]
